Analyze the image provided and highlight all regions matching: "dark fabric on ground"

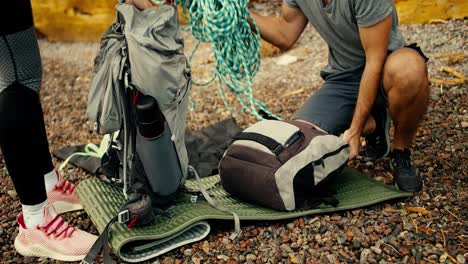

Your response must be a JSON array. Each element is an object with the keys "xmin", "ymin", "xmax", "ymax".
[
  {"xmin": 53, "ymin": 144, "xmax": 102, "ymax": 174},
  {"xmin": 0, "ymin": 83, "xmax": 53, "ymax": 205},
  {"xmin": 54, "ymin": 118, "xmax": 243, "ymax": 178},
  {"xmin": 185, "ymin": 118, "xmax": 243, "ymax": 178}
]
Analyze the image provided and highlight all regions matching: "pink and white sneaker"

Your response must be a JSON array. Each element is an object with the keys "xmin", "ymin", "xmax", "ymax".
[
  {"xmin": 14, "ymin": 205, "xmax": 97, "ymax": 261},
  {"xmin": 47, "ymin": 170, "xmax": 83, "ymax": 214}
]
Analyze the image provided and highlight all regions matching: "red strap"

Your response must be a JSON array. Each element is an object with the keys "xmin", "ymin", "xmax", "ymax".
[
  {"xmin": 132, "ymin": 90, "xmax": 140, "ymax": 106},
  {"xmin": 127, "ymin": 213, "xmax": 139, "ymax": 229}
]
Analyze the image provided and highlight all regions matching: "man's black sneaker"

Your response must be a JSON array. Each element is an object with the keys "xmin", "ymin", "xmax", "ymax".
[
  {"xmin": 365, "ymin": 108, "xmax": 391, "ymax": 161},
  {"xmin": 389, "ymin": 149, "xmax": 423, "ymax": 192}
]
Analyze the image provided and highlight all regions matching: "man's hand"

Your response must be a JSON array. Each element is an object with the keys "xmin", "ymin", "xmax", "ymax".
[
  {"xmin": 124, "ymin": 0, "xmax": 153, "ymax": 11},
  {"xmin": 344, "ymin": 14, "xmax": 392, "ymax": 160},
  {"xmin": 342, "ymin": 128, "xmax": 361, "ymax": 160}
]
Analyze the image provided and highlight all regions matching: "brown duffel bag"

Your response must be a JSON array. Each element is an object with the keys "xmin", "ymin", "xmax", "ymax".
[{"xmin": 219, "ymin": 120, "xmax": 350, "ymax": 211}]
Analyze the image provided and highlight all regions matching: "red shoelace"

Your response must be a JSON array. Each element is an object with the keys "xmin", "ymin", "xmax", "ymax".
[
  {"xmin": 38, "ymin": 215, "xmax": 76, "ymax": 238},
  {"xmin": 54, "ymin": 179, "xmax": 76, "ymax": 194}
]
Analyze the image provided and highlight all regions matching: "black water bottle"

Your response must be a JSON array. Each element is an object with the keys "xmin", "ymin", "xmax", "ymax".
[
  {"xmin": 136, "ymin": 95, "xmax": 165, "ymax": 138},
  {"xmin": 135, "ymin": 95, "xmax": 183, "ymax": 196}
]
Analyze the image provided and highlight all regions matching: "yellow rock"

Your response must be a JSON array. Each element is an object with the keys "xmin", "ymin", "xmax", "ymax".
[
  {"xmin": 395, "ymin": 0, "xmax": 468, "ymax": 24},
  {"xmin": 32, "ymin": 0, "xmax": 467, "ymax": 42},
  {"xmin": 31, "ymin": 0, "xmax": 187, "ymax": 42},
  {"xmin": 32, "ymin": 0, "xmax": 115, "ymax": 41},
  {"xmin": 260, "ymin": 40, "xmax": 281, "ymax": 58}
]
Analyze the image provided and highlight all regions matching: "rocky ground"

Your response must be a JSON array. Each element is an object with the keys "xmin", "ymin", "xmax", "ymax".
[{"xmin": 0, "ymin": 4, "xmax": 466, "ymax": 264}]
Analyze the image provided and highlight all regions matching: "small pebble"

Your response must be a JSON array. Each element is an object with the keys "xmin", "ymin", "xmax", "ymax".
[
  {"xmin": 371, "ymin": 246, "xmax": 382, "ymax": 255},
  {"xmin": 353, "ymin": 239, "xmax": 361, "ymax": 249},
  {"xmin": 337, "ymin": 236, "xmax": 346, "ymax": 245},
  {"xmin": 456, "ymin": 254, "xmax": 466, "ymax": 264},
  {"xmin": 7, "ymin": 190, "xmax": 17, "ymax": 199},
  {"xmin": 183, "ymin": 249, "xmax": 192, "ymax": 257},
  {"xmin": 280, "ymin": 244, "xmax": 293, "ymax": 253},
  {"xmin": 439, "ymin": 253, "xmax": 448, "ymax": 263},
  {"xmin": 399, "ymin": 247, "xmax": 410, "ymax": 256},
  {"xmin": 22, "ymin": 257, "xmax": 36, "ymax": 264},
  {"xmin": 360, "ymin": 248, "xmax": 372, "ymax": 263},
  {"xmin": 326, "ymin": 254, "xmax": 337, "ymax": 263},
  {"xmin": 246, "ymin": 254, "xmax": 257, "ymax": 262}
]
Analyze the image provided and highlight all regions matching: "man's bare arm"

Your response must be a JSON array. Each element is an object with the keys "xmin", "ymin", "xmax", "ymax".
[
  {"xmin": 251, "ymin": 1, "xmax": 308, "ymax": 50},
  {"xmin": 343, "ymin": 14, "xmax": 392, "ymax": 159}
]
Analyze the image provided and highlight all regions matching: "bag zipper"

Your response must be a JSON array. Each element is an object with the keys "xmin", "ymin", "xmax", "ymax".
[
  {"xmin": 311, "ymin": 144, "xmax": 349, "ymax": 168},
  {"xmin": 284, "ymin": 131, "xmax": 303, "ymax": 149}
]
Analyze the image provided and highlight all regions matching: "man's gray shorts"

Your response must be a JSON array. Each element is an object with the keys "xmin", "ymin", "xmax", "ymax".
[
  {"xmin": 294, "ymin": 66, "xmax": 387, "ymax": 136},
  {"xmin": 294, "ymin": 44, "xmax": 428, "ymax": 136},
  {"xmin": 294, "ymin": 43, "xmax": 429, "ymax": 136}
]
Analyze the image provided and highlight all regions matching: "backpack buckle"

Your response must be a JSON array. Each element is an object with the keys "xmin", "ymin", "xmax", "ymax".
[{"xmin": 118, "ymin": 210, "xmax": 130, "ymax": 223}]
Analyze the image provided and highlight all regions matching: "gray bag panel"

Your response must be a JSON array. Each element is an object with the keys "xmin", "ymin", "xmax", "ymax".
[
  {"xmin": 87, "ymin": 4, "xmax": 191, "ymax": 177},
  {"xmin": 87, "ymin": 29, "xmax": 126, "ymax": 134},
  {"xmin": 275, "ymin": 134, "xmax": 349, "ymax": 211},
  {"xmin": 118, "ymin": 4, "xmax": 189, "ymax": 106},
  {"xmin": 117, "ymin": 4, "xmax": 191, "ymax": 177}
]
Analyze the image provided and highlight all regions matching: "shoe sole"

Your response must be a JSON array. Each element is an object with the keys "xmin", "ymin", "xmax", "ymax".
[
  {"xmin": 52, "ymin": 201, "xmax": 83, "ymax": 215},
  {"xmin": 394, "ymin": 181, "xmax": 423, "ymax": 193},
  {"xmin": 366, "ymin": 109, "xmax": 391, "ymax": 162},
  {"xmin": 14, "ymin": 237, "xmax": 86, "ymax": 262},
  {"xmin": 390, "ymin": 162, "xmax": 423, "ymax": 192}
]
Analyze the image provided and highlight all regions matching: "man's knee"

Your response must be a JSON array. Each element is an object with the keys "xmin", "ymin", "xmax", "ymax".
[{"xmin": 383, "ymin": 48, "xmax": 429, "ymax": 100}]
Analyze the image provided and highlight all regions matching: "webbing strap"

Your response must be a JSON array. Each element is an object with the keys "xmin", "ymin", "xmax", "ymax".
[
  {"xmin": 81, "ymin": 215, "xmax": 117, "ymax": 264},
  {"xmin": 234, "ymin": 132, "xmax": 284, "ymax": 155},
  {"xmin": 190, "ymin": 166, "xmax": 241, "ymax": 240}
]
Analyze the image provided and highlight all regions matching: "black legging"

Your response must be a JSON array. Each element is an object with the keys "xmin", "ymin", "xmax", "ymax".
[{"xmin": 0, "ymin": 0, "xmax": 54, "ymax": 205}]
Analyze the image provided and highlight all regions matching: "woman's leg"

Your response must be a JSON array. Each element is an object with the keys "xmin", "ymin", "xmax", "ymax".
[
  {"xmin": 0, "ymin": 1, "xmax": 97, "ymax": 261},
  {"xmin": 0, "ymin": 3, "xmax": 53, "ymax": 227}
]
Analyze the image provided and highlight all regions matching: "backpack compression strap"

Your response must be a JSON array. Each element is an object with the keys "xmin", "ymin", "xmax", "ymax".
[
  {"xmin": 81, "ymin": 194, "xmax": 155, "ymax": 264},
  {"xmin": 81, "ymin": 215, "xmax": 116, "ymax": 264}
]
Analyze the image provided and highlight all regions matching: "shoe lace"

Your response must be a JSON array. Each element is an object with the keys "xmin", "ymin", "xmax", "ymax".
[
  {"xmin": 54, "ymin": 179, "xmax": 76, "ymax": 194},
  {"xmin": 392, "ymin": 151, "xmax": 413, "ymax": 169},
  {"xmin": 368, "ymin": 134, "xmax": 381, "ymax": 146},
  {"xmin": 39, "ymin": 215, "xmax": 76, "ymax": 238}
]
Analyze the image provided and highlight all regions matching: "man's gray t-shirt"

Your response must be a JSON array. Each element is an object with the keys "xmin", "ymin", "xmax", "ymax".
[{"xmin": 285, "ymin": 0, "xmax": 405, "ymax": 75}]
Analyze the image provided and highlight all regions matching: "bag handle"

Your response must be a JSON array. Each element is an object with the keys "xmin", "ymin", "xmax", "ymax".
[
  {"xmin": 234, "ymin": 132, "xmax": 285, "ymax": 155},
  {"xmin": 234, "ymin": 130, "xmax": 303, "ymax": 156}
]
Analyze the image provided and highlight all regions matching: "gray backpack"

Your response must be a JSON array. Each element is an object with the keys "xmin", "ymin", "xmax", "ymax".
[
  {"xmin": 87, "ymin": 4, "xmax": 191, "ymax": 194},
  {"xmin": 219, "ymin": 120, "xmax": 350, "ymax": 211},
  {"xmin": 83, "ymin": 4, "xmax": 193, "ymax": 263}
]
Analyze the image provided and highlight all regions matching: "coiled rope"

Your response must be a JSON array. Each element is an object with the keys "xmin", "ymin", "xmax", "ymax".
[{"xmin": 154, "ymin": 0, "xmax": 279, "ymax": 120}]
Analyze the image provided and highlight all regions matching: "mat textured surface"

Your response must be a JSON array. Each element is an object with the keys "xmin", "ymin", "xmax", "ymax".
[{"xmin": 76, "ymin": 167, "xmax": 412, "ymax": 263}]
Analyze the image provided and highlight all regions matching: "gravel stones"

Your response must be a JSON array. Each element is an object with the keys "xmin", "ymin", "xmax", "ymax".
[{"xmin": 0, "ymin": 2, "xmax": 466, "ymax": 263}]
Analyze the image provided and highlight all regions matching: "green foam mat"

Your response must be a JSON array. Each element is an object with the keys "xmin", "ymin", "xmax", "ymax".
[{"xmin": 76, "ymin": 167, "xmax": 412, "ymax": 263}]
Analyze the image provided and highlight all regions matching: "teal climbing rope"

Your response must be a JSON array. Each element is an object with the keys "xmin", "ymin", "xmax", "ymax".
[{"xmin": 153, "ymin": 0, "xmax": 279, "ymax": 120}]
